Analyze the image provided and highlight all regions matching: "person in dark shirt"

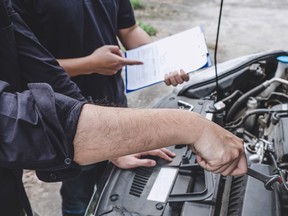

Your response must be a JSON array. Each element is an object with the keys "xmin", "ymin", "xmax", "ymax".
[
  {"xmin": 0, "ymin": 0, "xmax": 85, "ymax": 215},
  {"xmin": 11, "ymin": 1, "xmax": 190, "ymax": 215},
  {"xmin": 1, "ymin": 1, "xmax": 247, "ymax": 216},
  {"xmin": 12, "ymin": 0, "xmax": 189, "ymax": 105},
  {"xmin": 0, "ymin": 0, "xmax": 173, "ymax": 215}
]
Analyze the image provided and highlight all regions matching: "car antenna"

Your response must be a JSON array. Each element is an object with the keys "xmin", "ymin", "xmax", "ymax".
[{"xmin": 214, "ymin": 0, "xmax": 224, "ymax": 100}]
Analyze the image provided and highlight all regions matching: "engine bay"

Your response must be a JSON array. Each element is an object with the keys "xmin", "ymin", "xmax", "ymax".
[{"xmin": 87, "ymin": 51, "xmax": 288, "ymax": 216}]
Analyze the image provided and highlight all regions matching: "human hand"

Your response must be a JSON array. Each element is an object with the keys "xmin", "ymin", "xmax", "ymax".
[
  {"xmin": 164, "ymin": 69, "xmax": 190, "ymax": 86},
  {"xmin": 191, "ymin": 120, "xmax": 247, "ymax": 176},
  {"xmin": 110, "ymin": 148, "xmax": 176, "ymax": 169},
  {"xmin": 88, "ymin": 45, "xmax": 143, "ymax": 75}
]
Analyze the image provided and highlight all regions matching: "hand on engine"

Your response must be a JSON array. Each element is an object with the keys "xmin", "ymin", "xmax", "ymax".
[
  {"xmin": 190, "ymin": 118, "xmax": 247, "ymax": 176},
  {"xmin": 110, "ymin": 148, "xmax": 176, "ymax": 169}
]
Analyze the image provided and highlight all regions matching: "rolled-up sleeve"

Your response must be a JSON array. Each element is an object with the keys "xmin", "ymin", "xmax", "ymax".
[{"xmin": 0, "ymin": 81, "xmax": 86, "ymax": 181}]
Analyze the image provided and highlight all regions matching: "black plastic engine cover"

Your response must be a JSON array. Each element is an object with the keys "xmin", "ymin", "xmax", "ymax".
[{"xmin": 90, "ymin": 97, "xmax": 221, "ymax": 216}]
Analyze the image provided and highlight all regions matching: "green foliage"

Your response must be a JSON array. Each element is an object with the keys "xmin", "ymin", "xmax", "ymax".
[
  {"xmin": 138, "ymin": 21, "xmax": 157, "ymax": 36},
  {"xmin": 130, "ymin": 0, "xmax": 144, "ymax": 10},
  {"xmin": 130, "ymin": 0, "xmax": 157, "ymax": 36}
]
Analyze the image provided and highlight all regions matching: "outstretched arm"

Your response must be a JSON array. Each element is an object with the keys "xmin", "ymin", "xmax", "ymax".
[
  {"xmin": 0, "ymin": 82, "xmax": 246, "ymax": 177},
  {"xmin": 74, "ymin": 104, "xmax": 247, "ymax": 176}
]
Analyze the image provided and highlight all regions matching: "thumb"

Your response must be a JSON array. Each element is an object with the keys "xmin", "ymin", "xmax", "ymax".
[
  {"xmin": 108, "ymin": 45, "xmax": 123, "ymax": 56},
  {"xmin": 196, "ymin": 155, "xmax": 208, "ymax": 169}
]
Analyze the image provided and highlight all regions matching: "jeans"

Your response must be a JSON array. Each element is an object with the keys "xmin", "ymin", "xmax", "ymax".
[{"xmin": 61, "ymin": 161, "xmax": 108, "ymax": 216}]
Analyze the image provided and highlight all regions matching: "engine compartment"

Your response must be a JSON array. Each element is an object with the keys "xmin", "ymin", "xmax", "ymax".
[
  {"xmin": 181, "ymin": 51, "xmax": 288, "ymax": 216},
  {"xmin": 87, "ymin": 51, "xmax": 288, "ymax": 216}
]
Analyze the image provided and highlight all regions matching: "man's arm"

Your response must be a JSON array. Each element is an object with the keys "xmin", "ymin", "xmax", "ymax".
[
  {"xmin": 74, "ymin": 104, "xmax": 247, "ymax": 176},
  {"xmin": 57, "ymin": 45, "xmax": 143, "ymax": 77},
  {"xmin": 57, "ymin": 23, "xmax": 150, "ymax": 77},
  {"xmin": 118, "ymin": 24, "xmax": 151, "ymax": 50},
  {"xmin": 0, "ymin": 81, "xmax": 246, "ymax": 177}
]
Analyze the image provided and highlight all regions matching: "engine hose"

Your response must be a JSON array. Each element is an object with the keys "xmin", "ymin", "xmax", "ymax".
[
  {"xmin": 226, "ymin": 78, "xmax": 288, "ymax": 122},
  {"xmin": 225, "ymin": 108, "xmax": 288, "ymax": 129},
  {"xmin": 0, "ymin": 0, "xmax": 11, "ymax": 28},
  {"xmin": 225, "ymin": 108, "xmax": 269, "ymax": 129},
  {"xmin": 226, "ymin": 83, "xmax": 268, "ymax": 122}
]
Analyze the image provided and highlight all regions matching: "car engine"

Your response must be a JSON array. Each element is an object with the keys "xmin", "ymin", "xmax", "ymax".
[{"xmin": 87, "ymin": 50, "xmax": 288, "ymax": 216}]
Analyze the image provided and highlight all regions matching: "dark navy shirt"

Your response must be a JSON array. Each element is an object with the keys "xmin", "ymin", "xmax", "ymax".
[
  {"xmin": 1, "ymin": 0, "xmax": 87, "ymax": 180},
  {"xmin": 0, "ymin": 1, "xmax": 87, "ymax": 215},
  {"xmin": 12, "ymin": 0, "xmax": 137, "ymax": 107}
]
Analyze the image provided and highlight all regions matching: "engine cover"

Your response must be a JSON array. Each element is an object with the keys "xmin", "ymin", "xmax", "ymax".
[{"xmin": 89, "ymin": 97, "xmax": 220, "ymax": 216}]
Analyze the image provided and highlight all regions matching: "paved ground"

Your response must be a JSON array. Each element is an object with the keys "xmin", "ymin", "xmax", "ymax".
[{"xmin": 23, "ymin": 0, "xmax": 288, "ymax": 215}]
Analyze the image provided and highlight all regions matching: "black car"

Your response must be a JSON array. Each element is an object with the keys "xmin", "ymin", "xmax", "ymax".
[{"xmin": 86, "ymin": 50, "xmax": 288, "ymax": 216}]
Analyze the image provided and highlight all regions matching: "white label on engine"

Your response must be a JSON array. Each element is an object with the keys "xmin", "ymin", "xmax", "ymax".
[
  {"xmin": 206, "ymin": 112, "xmax": 213, "ymax": 120},
  {"xmin": 147, "ymin": 167, "xmax": 177, "ymax": 202}
]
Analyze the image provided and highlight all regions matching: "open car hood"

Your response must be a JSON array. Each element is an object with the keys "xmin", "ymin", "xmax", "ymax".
[{"xmin": 86, "ymin": 50, "xmax": 288, "ymax": 216}]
